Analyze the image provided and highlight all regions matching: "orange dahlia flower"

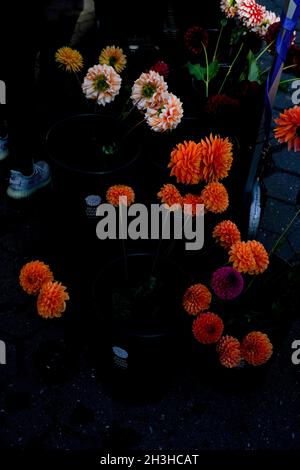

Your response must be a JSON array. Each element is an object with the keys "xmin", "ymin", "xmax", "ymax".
[
  {"xmin": 198, "ymin": 134, "xmax": 233, "ymax": 182},
  {"xmin": 213, "ymin": 220, "xmax": 241, "ymax": 250},
  {"xmin": 106, "ymin": 185, "xmax": 135, "ymax": 207},
  {"xmin": 247, "ymin": 240, "xmax": 269, "ymax": 274},
  {"xmin": 55, "ymin": 46, "xmax": 83, "ymax": 73},
  {"xmin": 37, "ymin": 281, "xmax": 69, "ymax": 319},
  {"xmin": 192, "ymin": 312, "xmax": 224, "ymax": 344},
  {"xmin": 157, "ymin": 183, "xmax": 182, "ymax": 207},
  {"xmin": 217, "ymin": 335, "xmax": 241, "ymax": 368},
  {"xmin": 229, "ymin": 240, "xmax": 269, "ymax": 275},
  {"xmin": 274, "ymin": 106, "xmax": 300, "ymax": 152},
  {"xmin": 241, "ymin": 331, "xmax": 273, "ymax": 366},
  {"xmin": 201, "ymin": 182, "xmax": 229, "ymax": 213},
  {"xmin": 99, "ymin": 45, "xmax": 127, "ymax": 73},
  {"xmin": 20, "ymin": 261, "xmax": 54, "ymax": 295},
  {"xmin": 183, "ymin": 283, "xmax": 212, "ymax": 315},
  {"xmin": 229, "ymin": 241, "xmax": 256, "ymax": 274},
  {"xmin": 182, "ymin": 194, "xmax": 204, "ymax": 216},
  {"xmin": 168, "ymin": 141, "xmax": 202, "ymax": 185}
]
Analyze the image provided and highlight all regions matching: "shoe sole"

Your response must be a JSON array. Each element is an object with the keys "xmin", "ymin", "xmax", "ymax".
[{"xmin": 6, "ymin": 176, "xmax": 52, "ymax": 199}]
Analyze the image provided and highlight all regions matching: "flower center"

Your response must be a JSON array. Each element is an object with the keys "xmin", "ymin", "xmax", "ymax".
[
  {"xmin": 142, "ymin": 83, "xmax": 156, "ymax": 98},
  {"xmin": 207, "ymin": 326, "xmax": 216, "ymax": 334},
  {"xmin": 226, "ymin": 272, "xmax": 238, "ymax": 285},
  {"xmin": 109, "ymin": 56, "xmax": 117, "ymax": 66},
  {"xmin": 296, "ymin": 126, "xmax": 300, "ymax": 137},
  {"xmin": 94, "ymin": 74, "xmax": 109, "ymax": 92}
]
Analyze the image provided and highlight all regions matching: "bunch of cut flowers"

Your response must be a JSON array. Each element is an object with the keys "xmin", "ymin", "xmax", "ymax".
[
  {"xmin": 54, "ymin": 44, "xmax": 184, "ymax": 134},
  {"xmin": 184, "ymin": 0, "xmax": 299, "ymax": 108}
]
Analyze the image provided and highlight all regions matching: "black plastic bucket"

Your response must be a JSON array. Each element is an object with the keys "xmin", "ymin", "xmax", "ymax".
[
  {"xmin": 46, "ymin": 113, "xmax": 142, "ymax": 210},
  {"xmin": 92, "ymin": 252, "xmax": 192, "ymax": 401}
]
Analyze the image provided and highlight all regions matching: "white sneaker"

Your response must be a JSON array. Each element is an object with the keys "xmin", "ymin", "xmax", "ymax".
[{"xmin": 7, "ymin": 161, "xmax": 51, "ymax": 199}]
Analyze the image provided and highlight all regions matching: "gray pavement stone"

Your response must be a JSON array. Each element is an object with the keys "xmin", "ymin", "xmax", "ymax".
[
  {"xmin": 0, "ymin": 378, "xmax": 54, "ymax": 448},
  {"xmin": 261, "ymin": 0, "xmax": 282, "ymax": 14},
  {"xmin": 287, "ymin": 218, "xmax": 300, "ymax": 256},
  {"xmin": 0, "ymin": 340, "xmax": 17, "ymax": 379},
  {"xmin": 0, "ymin": 248, "xmax": 45, "ymax": 338},
  {"xmin": 274, "ymin": 88, "xmax": 293, "ymax": 112},
  {"xmin": 272, "ymin": 145, "xmax": 300, "ymax": 176},
  {"xmin": 260, "ymin": 197, "xmax": 297, "ymax": 233},
  {"xmin": 263, "ymin": 171, "xmax": 300, "ymax": 204},
  {"xmin": 43, "ymin": 431, "xmax": 96, "ymax": 451},
  {"xmin": 257, "ymin": 228, "xmax": 295, "ymax": 262},
  {"xmin": 0, "ymin": 310, "xmax": 45, "ymax": 340}
]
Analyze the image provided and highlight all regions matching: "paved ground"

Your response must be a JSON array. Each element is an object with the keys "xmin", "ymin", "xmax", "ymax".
[{"xmin": 0, "ymin": 0, "xmax": 300, "ymax": 464}]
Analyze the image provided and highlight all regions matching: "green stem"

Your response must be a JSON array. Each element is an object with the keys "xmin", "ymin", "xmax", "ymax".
[
  {"xmin": 244, "ymin": 276, "xmax": 256, "ymax": 294},
  {"xmin": 261, "ymin": 65, "xmax": 271, "ymax": 75},
  {"xmin": 202, "ymin": 41, "xmax": 209, "ymax": 98},
  {"xmin": 242, "ymin": 207, "xmax": 300, "ymax": 295},
  {"xmin": 122, "ymin": 118, "xmax": 145, "ymax": 141},
  {"xmin": 261, "ymin": 64, "xmax": 295, "ymax": 76},
  {"xmin": 279, "ymin": 77, "xmax": 300, "ymax": 85},
  {"xmin": 255, "ymin": 40, "xmax": 275, "ymax": 62},
  {"xmin": 75, "ymin": 72, "xmax": 82, "ymax": 90},
  {"xmin": 120, "ymin": 105, "xmax": 135, "ymax": 121},
  {"xmin": 125, "ymin": 118, "xmax": 145, "ymax": 137},
  {"xmin": 94, "ymin": 92, "xmax": 100, "ymax": 113},
  {"xmin": 119, "ymin": 96, "xmax": 133, "ymax": 121},
  {"xmin": 244, "ymin": 207, "xmax": 300, "ymax": 293},
  {"xmin": 269, "ymin": 207, "xmax": 300, "ymax": 257},
  {"xmin": 283, "ymin": 64, "xmax": 296, "ymax": 72},
  {"xmin": 218, "ymin": 43, "xmax": 244, "ymax": 94},
  {"xmin": 213, "ymin": 24, "xmax": 224, "ymax": 62}
]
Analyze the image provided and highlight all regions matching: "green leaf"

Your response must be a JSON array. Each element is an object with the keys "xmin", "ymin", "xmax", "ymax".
[
  {"xmin": 247, "ymin": 51, "xmax": 261, "ymax": 83},
  {"xmin": 187, "ymin": 60, "xmax": 220, "ymax": 82},
  {"xmin": 239, "ymin": 71, "xmax": 246, "ymax": 82},
  {"xmin": 221, "ymin": 18, "xmax": 228, "ymax": 28},
  {"xmin": 102, "ymin": 142, "xmax": 117, "ymax": 155},
  {"xmin": 208, "ymin": 60, "xmax": 220, "ymax": 80},
  {"xmin": 187, "ymin": 62, "xmax": 206, "ymax": 81}
]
